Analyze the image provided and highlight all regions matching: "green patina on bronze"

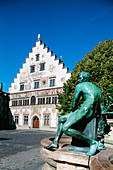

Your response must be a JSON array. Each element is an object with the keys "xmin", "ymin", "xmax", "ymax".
[{"xmin": 46, "ymin": 72, "xmax": 108, "ymax": 156}]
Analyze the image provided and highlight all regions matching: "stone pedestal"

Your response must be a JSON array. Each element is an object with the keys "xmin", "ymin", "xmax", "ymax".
[{"xmin": 41, "ymin": 136, "xmax": 113, "ymax": 170}]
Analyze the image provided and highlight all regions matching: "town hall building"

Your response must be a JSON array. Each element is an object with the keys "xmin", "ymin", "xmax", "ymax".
[{"xmin": 9, "ymin": 38, "xmax": 71, "ymax": 131}]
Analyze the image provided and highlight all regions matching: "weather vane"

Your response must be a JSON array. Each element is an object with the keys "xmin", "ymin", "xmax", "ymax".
[{"xmin": 38, "ymin": 34, "xmax": 40, "ymax": 40}]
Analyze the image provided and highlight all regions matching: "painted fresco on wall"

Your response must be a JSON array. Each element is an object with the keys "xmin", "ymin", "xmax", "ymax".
[
  {"xmin": 20, "ymin": 72, "xmax": 29, "ymax": 81},
  {"xmin": 49, "ymin": 64, "xmax": 55, "ymax": 72},
  {"xmin": 41, "ymin": 77, "xmax": 48, "ymax": 88},
  {"xmin": 61, "ymin": 77, "xmax": 65, "ymax": 83},
  {"xmin": 42, "ymin": 54, "xmax": 45, "ymax": 59},
  {"xmin": 14, "ymin": 85, "xmax": 17, "ymax": 90},
  {"xmin": 31, "ymin": 72, "xmax": 44, "ymax": 79},
  {"xmin": 31, "ymin": 106, "xmax": 41, "ymax": 117},
  {"xmin": 25, "ymin": 84, "xmax": 31, "ymax": 90},
  {"xmin": 23, "ymin": 109, "xmax": 29, "ymax": 114},
  {"xmin": 43, "ymin": 108, "xmax": 51, "ymax": 115},
  {"xmin": 10, "ymin": 88, "xmax": 62, "ymax": 99}
]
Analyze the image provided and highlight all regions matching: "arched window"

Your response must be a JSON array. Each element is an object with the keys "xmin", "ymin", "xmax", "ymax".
[{"xmin": 31, "ymin": 96, "xmax": 36, "ymax": 105}]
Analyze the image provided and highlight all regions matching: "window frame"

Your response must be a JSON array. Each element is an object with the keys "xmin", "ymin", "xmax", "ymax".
[
  {"xmin": 23, "ymin": 99, "xmax": 29, "ymax": 106},
  {"xmin": 36, "ymin": 54, "xmax": 40, "ymax": 61},
  {"xmin": 18, "ymin": 100, "xmax": 22, "ymax": 106},
  {"xmin": 23, "ymin": 115, "xmax": 28, "ymax": 125},
  {"xmin": 12, "ymin": 100, "xmax": 18, "ymax": 106},
  {"xmin": 31, "ymin": 96, "xmax": 36, "ymax": 105},
  {"xmin": 44, "ymin": 114, "xmax": 50, "ymax": 125},
  {"xmin": 30, "ymin": 65, "xmax": 35, "ymax": 73},
  {"xmin": 52, "ymin": 97, "xmax": 57, "ymax": 104},
  {"xmin": 15, "ymin": 115, "xmax": 19, "ymax": 124},
  {"xmin": 40, "ymin": 63, "xmax": 45, "ymax": 71},
  {"xmin": 46, "ymin": 97, "xmax": 51, "ymax": 104},
  {"xmin": 50, "ymin": 79, "xmax": 55, "ymax": 87},
  {"xmin": 38, "ymin": 97, "xmax": 45, "ymax": 105},
  {"xmin": 20, "ymin": 84, "xmax": 24, "ymax": 91},
  {"xmin": 34, "ymin": 81, "xmax": 40, "ymax": 89}
]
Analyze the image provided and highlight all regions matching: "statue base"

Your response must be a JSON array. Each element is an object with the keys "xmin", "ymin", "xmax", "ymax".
[
  {"xmin": 41, "ymin": 136, "xmax": 113, "ymax": 170},
  {"xmin": 69, "ymin": 145, "xmax": 89, "ymax": 153}
]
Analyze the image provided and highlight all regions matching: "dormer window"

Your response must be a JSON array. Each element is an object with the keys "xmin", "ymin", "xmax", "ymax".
[
  {"xmin": 30, "ymin": 65, "xmax": 35, "ymax": 73},
  {"xmin": 40, "ymin": 63, "xmax": 45, "ymax": 71},
  {"xmin": 36, "ymin": 54, "xmax": 40, "ymax": 61}
]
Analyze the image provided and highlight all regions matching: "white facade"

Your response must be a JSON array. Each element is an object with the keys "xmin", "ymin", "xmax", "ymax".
[{"xmin": 9, "ymin": 40, "xmax": 71, "ymax": 131}]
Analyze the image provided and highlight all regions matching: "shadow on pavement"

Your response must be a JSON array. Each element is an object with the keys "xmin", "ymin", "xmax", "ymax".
[{"xmin": 0, "ymin": 138, "xmax": 12, "ymax": 140}]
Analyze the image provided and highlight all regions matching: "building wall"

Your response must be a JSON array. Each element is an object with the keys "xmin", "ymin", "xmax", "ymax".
[
  {"xmin": 0, "ymin": 91, "xmax": 9, "ymax": 130},
  {"xmin": 9, "ymin": 40, "xmax": 71, "ymax": 131}
]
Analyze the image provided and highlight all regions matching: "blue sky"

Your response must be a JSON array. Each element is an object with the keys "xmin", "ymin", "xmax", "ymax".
[{"xmin": 0, "ymin": 0, "xmax": 113, "ymax": 92}]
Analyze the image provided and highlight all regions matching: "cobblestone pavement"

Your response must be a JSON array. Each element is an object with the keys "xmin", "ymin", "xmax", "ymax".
[{"xmin": 0, "ymin": 129, "xmax": 56, "ymax": 170}]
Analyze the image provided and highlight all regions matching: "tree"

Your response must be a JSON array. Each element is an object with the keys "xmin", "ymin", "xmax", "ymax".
[{"xmin": 56, "ymin": 39, "xmax": 113, "ymax": 115}]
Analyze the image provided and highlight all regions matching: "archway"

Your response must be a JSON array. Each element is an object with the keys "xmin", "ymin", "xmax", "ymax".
[{"xmin": 33, "ymin": 116, "xmax": 39, "ymax": 128}]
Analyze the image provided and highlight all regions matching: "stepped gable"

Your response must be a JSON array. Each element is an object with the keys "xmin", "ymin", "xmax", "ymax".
[
  {"xmin": 9, "ymin": 38, "xmax": 71, "ymax": 130},
  {"xmin": 9, "ymin": 39, "xmax": 71, "ymax": 93}
]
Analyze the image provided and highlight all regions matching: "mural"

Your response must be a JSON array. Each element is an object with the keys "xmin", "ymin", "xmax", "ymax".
[
  {"xmin": 43, "ymin": 108, "xmax": 51, "ymax": 114},
  {"xmin": 41, "ymin": 77, "xmax": 48, "ymax": 87},
  {"xmin": 14, "ymin": 85, "xmax": 17, "ymax": 90},
  {"xmin": 49, "ymin": 64, "xmax": 55, "ymax": 72},
  {"xmin": 10, "ymin": 88, "xmax": 62, "ymax": 99},
  {"xmin": 25, "ymin": 84, "xmax": 31, "ymax": 90},
  {"xmin": 20, "ymin": 72, "xmax": 28, "ymax": 81},
  {"xmin": 61, "ymin": 77, "xmax": 65, "ymax": 83},
  {"xmin": 31, "ymin": 72, "xmax": 44, "ymax": 79},
  {"xmin": 42, "ymin": 54, "xmax": 45, "ymax": 58},
  {"xmin": 31, "ymin": 106, "xmax": 41, "ymax": 117}
]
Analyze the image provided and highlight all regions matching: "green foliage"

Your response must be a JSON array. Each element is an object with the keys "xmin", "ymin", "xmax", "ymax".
[{"xmin": 56, "ymin": 39, "xmax": 113, "ymax": 115}]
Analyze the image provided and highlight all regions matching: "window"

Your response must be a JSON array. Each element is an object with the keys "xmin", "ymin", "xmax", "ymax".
[
  {"xmin": 38, "ymin": 98, "xmax": 45, "ymax": 105},
  {"xmin": 30, "ymin": 65, "xmax": 35, "ymax": 73},
  {"xmin": 46, "ymin": 97, "xmax": 51, "ymax": 104},
  {"xmin": 20, "ymin": 84, "xmax": 24, "ymax": 91},
  {"xmin": 52, "ymin": 97, "xmax": 57, "ymax": 104},
  {"xmin": 38, "ymin": 98, "xmax": 40, "ymax": 105},
  {"xmin": 44, "ymin": 115, "xmax": 50, "ymax": 125},
  {"xmin": 31, "ymin": 96, "xmax": 36, "ymax": 105},
  {"xmin": 15, "ymin": 115, "xmax": 19, "ymax": 124},
  {"xmin": 24, "ymin": 115, "xmax": 28, "ymax": 125},
  {"xmin": 5, "ymin": 99, "xmax": 7, "ymax": 104},
  {"xmin": 34, "ymin": 81, "xmax": 39, "ymax": 88},
  {"xmin": 42, "ymin": 98, "xmax": 45, "ymax": 104},
  {"xmin": 5, "ymin": 107, "xmax": 7, "ymax": 111},
  {"xmin": 36, "ymin": 54, "xmax": 40, "ymax": 61},
  {"xmin": 1, "ymin": 106, "xmax": 3, "ymax": 110},
  {"xmin": 12, "ymin": 100, "xmax": 18, "ymax": 106},
  {"xmin": 50, "ymin": 79, "xmax": 55, "ymax": 86},
  {"xmin": 0, "ymin": 98, "xmax": 2, "ymax": 103},
  {"xmin": 18, "ymin": 100, "xmax": 22, "ymax": 106},
  {"xmin": 23, "ymin": 99, "xmax": 29, "ymax": 105},
  {"xmin": 1, "ymin": 98, "xmax": 3, "ymax": 103},
  {"xmin": 40, "ymin": 63, "xmax": 45, "ymax": 71}
]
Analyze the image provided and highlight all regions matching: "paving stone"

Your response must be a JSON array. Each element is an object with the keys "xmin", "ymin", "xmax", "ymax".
[{"xmin": 0, "ymin": 129, "xmax": 56, "ymax": 169}]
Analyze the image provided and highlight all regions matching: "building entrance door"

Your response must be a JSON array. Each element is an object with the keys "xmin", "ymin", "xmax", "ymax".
[{"xmin": 33, "ymin": 116, "xmax": 39, "ymax": 128}]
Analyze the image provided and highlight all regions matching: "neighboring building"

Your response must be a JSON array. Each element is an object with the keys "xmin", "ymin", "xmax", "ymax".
[
  {"xmin": 0, "ymin": 83, "xmax": 9, "ymax": 130},
  {"xmin": 9, "ymin": 39, "xmax": 71, "ymax": 131}
]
